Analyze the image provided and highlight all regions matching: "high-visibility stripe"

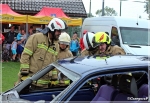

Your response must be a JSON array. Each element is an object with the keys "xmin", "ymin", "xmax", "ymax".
[
  {"xmin": 64, "ymin": 80, "xmax": 70, "ymax": 85},
  {"xmin": 37, "ymin": 44, "xmax": 58, "ymax": 55},
  {"xmin": 36, "ymin": 80, "xmax": 50, "ymax": 85},
  {"xmin": 21, "ymin": 76, "xmax": 30, "ymax": 81},
  {"xmin": 96, "ymin": 57, "xmax": 108, "ymax": 60},
  {"xmin": 24, "ymin": 48, "xmax": 33, "ymax": 56},
  {"xmin": 20, "ymin": 64, "xmax": 29, "ymax": 68},
  {"xmin": 52, "ymin": 71, "xmax": 57, "ymax": 74},
  {"xmin": 51, "ymin": 80, "xmax": 59, "ymax": 85}
]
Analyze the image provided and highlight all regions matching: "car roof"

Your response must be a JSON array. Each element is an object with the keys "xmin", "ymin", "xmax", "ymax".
[
  {"xmin": 57, "ymin": 55, "xmax": 149, "ymax": 75},
  {"xmin": 84, "ymin": 16, "xmax": 149, "ymax": 28}
]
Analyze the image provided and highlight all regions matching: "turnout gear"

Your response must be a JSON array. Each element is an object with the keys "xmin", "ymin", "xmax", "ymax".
[
  {"xmin": 99, "ymin": 45, "xmax": 126, "ymax": 55},
  {"xmin": 17, "ymin": 32, "xmax": 59, "ymax": 87},
  {"xmin": 15, "ymin": 18, "xmax": 67, "ymax": 87},
  {"xmin": 20, "ymin": 33, "xmax": 59, "ymax": 74},
  {"xmin": 58, "ymin": 48, "xmax": 73, "ymax": 59},
  {"xmin": 81, "ymin": 47, "xmax": 100, "ymax": 56},
  {"xmin": 48, "ymin": 32, "xmax": 72, "ymax": 87},
  {"xmin": 83, "ymin": 32, "xmax": 95, "ymax": 51}
]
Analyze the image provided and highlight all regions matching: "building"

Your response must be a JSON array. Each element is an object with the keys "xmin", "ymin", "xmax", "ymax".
[{"xmin": 1, "ymin": 0, "xmax": 87, "ymax": 18}]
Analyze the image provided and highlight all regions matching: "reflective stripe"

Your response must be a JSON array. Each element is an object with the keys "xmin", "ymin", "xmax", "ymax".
[
  {"xmin": 36, "ymin": 80, "xmax": 50, "ymax": 85},
  {"xmin": 21, "ymin": 76, "xmax": 30, "ymax": 81},
  {"xmin": 20, "ymin": 64, "xmax": 29, "ymax": 68},
  {"xmin": 64, "ymin": 80, "xmax": 70, "ymax": 85},
  {"xmin": 51, "ymin": 80, "xmax": 59, "ymax": 85},
  {"xmin": 96, "ymin": 57, "xmax": 108, "ymax": 60},
  {"xmin": 21, "ymin": 76, "xmax": 50, "ymax": 85},
  {"xmin": 37, "ymin": 44, "xmax": 58, "ymax": 55},
  {"xmin": 24, "ymin": 48, "xmax": 33, "ymax": 56},
  {"xmin": 52, "ymin": 71, "xmax": 57, "ymax": 74}
]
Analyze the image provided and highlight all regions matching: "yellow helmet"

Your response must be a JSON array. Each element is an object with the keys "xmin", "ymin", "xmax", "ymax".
[{"xmin": 92, "ymin": 32, "xmax": 111, "ymax": 48}]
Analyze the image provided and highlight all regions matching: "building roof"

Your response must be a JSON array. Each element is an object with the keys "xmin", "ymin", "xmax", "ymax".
[{"xmin": 1, "ymin": 0, "xmax": 87, "ymax": 18}]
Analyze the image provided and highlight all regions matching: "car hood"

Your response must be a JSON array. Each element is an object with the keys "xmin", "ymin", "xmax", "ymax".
[{"xmin": 123, "ymin": 44, "xmax": 149, "ymax": 55}]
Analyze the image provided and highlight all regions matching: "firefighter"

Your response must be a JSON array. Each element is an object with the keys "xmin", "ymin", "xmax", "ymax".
[
  {"xmin": 49, "ymin": 32, "xmax": 73, "ymax": 87},
  {"xmin": 81, "ymin": 32, "xmax": 100, "ymax": 56},
  {"xmin": 15, "ymin": 18, "xmax": 68, "ymax": 88},
  {"xmin": 58, "ymin": 32, "xmax": 73, "ymax": 59},
  {"xmin": 92, "ymin": 32, "xmax": 125, "ymax": 56}
]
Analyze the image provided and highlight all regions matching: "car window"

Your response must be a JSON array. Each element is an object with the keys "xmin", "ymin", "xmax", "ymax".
[
  {"xmin": 111, "ymin": 27, "xmax": 120, "ymax": 46},
  {"xmin": 68, "ymin": 71, "xmax": 148, "ymax": 102},
  {"xmin": 120, "ymin": 27, "xmax": 150, "ymax": 46},
  {"xmin": 19, "ymin": 63, "xmax": 81, "ymax": 94}
]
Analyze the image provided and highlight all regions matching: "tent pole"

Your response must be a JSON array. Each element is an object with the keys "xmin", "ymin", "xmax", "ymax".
[{"xmin": 26, "ymin": 15, "xmax": 28, "ymax": 35}]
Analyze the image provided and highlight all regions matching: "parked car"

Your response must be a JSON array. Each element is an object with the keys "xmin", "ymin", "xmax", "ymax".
[{"xmin": 1, "ymin": 55, "xmax": 149, "ymax": 103}]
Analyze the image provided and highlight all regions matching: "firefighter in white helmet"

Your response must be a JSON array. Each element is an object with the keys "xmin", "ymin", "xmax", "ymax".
[
  {"xmin": 15, "ymin": 18, "xmax": 68, "ymax": 88},
  {"xmin": 81, "ymin": 32, "xmax": 100, "ymax": 56},
  {"xmin": 49, "ymin": 32, "xmax": 73, "ymax": 87}
]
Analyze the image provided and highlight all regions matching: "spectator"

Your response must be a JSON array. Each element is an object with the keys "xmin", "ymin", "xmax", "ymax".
[
  {"xmin": 26, "ymin": 26, "xmax": 33, "ymax": 40},
  {"xmin": 5, "ymin": 26, "xmax": 17, "ymax": 60},
  {"xmin": 70, "ymin": 33, "xmax": 80, "ymax": 56},
  {"xmin": 17, "ymin": 27, "xmax": 27, "ymax": 60},
  {"xmin": 0, "ymin": 30, "xmax": 5, "ymax": 45},
  {"xmin": 11, "ymin": 37, "xmax": 17, "ymax": 61},
  {"xmin": 5, "ymin": 26, "xmax": 17, "ymax": 50},
  {"xmin": 80, "ymin": 30, "xmax": 87, "ymax": 51}
]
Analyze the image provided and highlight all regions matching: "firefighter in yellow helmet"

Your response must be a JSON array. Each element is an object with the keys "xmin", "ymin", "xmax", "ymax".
[
  {"xmin": 15, "ymin": 18, "xmax": 68, "ymax": 88},
  {"xmin": 81, "ymin": 32, "xmax": 100, "ymax": 56},
  {"xmin": 92, "ymin": 32, "xmax": 125, "ymax": 56},
  {"xmin": 49, "ymin": 32, "xmax": 73, "ymax": 87}
]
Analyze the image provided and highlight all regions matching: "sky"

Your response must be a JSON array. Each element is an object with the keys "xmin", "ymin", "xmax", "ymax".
[{"xmin": 82, "ymin": 0, "xmax": 149, "ymax": 19}]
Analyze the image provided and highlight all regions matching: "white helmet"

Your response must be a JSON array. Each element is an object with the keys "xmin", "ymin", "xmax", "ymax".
[
  {"xmin": 59, "ymin": 32, "xmax": 71, "ymax": 45},
  {"xmin": 48, "ymin": 18, "xmax": 68, "ymax": 31},
  {"xmin": 83, "ymin": 32, "xmax": 95, "ymax": 51}
]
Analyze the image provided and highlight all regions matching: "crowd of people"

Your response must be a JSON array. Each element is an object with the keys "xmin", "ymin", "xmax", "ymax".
[
  {"xmin": 1, "ymin": 25, "xmax": 34, "ymax": 62},
  {"xmin": 1, "ymin": 17, "xmax": 125, "ymax": 88},
  {"xmin": 1, "ymin": 25, "xmax": 83, "ymax": 62}
]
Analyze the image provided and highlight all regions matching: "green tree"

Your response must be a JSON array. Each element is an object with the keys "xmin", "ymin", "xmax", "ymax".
[
  {"xmin": 87, "ymin": 13, "xmax": 95, "ymax": 17},
  {"xmin": 96, "ymin": 6, "xmax": 118, "ymax": 16},
  {"xmin": 144, "ymin": 0, "xmax": 150, "ymax": 19}
]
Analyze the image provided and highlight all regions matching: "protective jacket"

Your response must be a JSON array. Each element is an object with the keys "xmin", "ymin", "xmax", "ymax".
[
  {"xmin": 81, "ymin": 48, "xmax": 100, "ymax": 56},
  {"xmin": 49, "ymin": 48, "xmax": 73, "ymax": 86},
  {"xmin": 16, "ymin": 32, "xmax": 59, "ymax": 87},
  {"xmin": 100, "ymin": 45, "xmax": 125, "ymax": 55}
]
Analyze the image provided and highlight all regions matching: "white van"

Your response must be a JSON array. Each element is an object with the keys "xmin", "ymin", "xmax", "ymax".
[{"xmin": 81, "ymin": 16, "xmax": 150, "ymax": 55}]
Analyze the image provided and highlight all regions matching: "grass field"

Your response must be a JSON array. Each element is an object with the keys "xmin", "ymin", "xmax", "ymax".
[{"xmin": 2, "ymin": 62, "xmax": 20, "ymax": 92}]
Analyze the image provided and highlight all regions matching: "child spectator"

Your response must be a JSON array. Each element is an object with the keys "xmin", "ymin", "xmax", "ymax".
[
  {"xmin": 11, "ymin": 37, "xmax": 17, "ymax": 61},
  {"xmin": 70, "ymin": 33, "xmax": 80, "ymax": 56}
]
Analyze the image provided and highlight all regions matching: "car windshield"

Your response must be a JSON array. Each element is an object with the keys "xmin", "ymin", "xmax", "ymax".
[{"xmin": 120, "ymin": 27, "xmax": 150, "ymax": 46}]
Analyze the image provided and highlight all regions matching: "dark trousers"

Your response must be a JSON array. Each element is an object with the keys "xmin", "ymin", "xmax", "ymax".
[{"xmin": 72, "ymin": 51, "xmax": 77, "ymax": 56}]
